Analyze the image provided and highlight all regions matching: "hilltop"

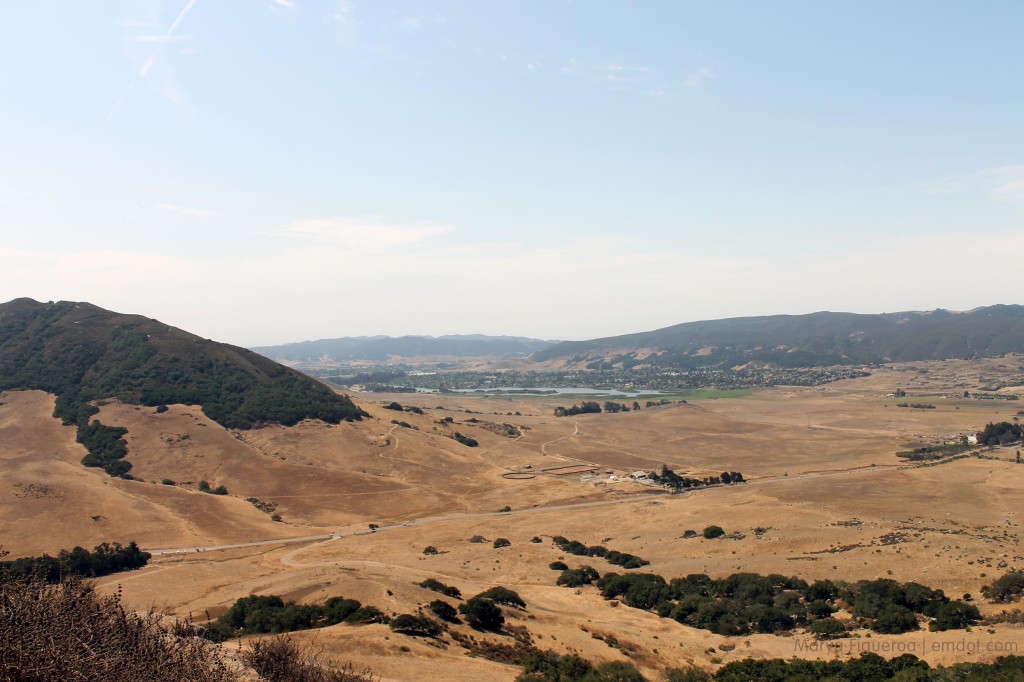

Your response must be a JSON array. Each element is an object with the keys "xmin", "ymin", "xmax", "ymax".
[
  {"xmin": 531, "ymin": 305, "xmax": 1024, "ymax": 368},
  {"xmin": 0, "ymin": 298, "xmax": 366, "ymax": 475}
]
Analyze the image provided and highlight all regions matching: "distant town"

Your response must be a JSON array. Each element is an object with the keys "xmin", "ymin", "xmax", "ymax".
[{"xmin": 314, "ymin": 365, "xmax": 873, "ymax": 394}]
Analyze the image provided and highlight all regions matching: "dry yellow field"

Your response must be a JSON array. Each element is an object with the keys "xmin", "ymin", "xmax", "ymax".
[{"xmin": 3, "ymin": 356, "xmax": 1024, "ymax": 680}]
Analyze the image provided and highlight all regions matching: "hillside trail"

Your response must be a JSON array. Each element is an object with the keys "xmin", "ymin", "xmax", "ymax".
[{"xmin": 540, "ymin": 422, "xmax": 579, "ymax": 455}]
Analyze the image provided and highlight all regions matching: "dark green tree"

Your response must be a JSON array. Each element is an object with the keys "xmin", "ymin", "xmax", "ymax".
[{"xmin": 458, "ymin": 597, "xmax": 504, "ymax": 630}]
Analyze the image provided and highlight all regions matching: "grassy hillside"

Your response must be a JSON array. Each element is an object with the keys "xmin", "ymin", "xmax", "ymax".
[
  {"xmin": 0, "ymin": 298, "xmax": 366, "ymax": 475},
  {"xmin": 532, "ymin": 306, "xmax": 1024, "ymax": 368}
]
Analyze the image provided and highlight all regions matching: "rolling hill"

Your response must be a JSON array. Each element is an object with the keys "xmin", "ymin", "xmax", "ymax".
[
  {"xmin": 531, "ymin": 305, "xmax": 1024, "ymax": 368},
  {"xmin": 0, "ymin": 298, "xmax": 366, "ymax": 475}
]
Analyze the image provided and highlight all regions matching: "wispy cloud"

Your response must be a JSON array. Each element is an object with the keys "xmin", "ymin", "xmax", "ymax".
[
  {"xmin": 108, "ymin": 0, "xmax": 200, "ymax": 122},
  {"xmin": 683, "ymin": 67, "xmax": 715, "ymax": 90},
  {"xmin": 0, "ymin": 185, "xmax": 35, "ymax": 198},
  {"xmin": 268, "ymin": 0, "xmax": 295, "ymax": 16},
  {"xmin": 560, "ymin": 60, "xmax": 652, "ymax": 81},
  {"xmin": 166, "ymin": 0, "xmax": 199, "ymax": 35},
  {"xmin": 560, "ymin": 58, "xmax": 582, "ymax": 75},
  {"xmin": 155, "ymin": 203, "xmax": 226, "ymax": 219},
  {"xmin": 129, "ymin": 34, "xmax": 193, "ymax": 43},
  {"xmin": 603, "ymin": 63, "xmax": 651, "ymax": 82},
  {"xmin": 274, "ymin": 218, "xmax": 451, "ymax": 251},
  {"xmin": 991, "ymin": 169, "xmax": 1024, "ymax": 203},
  {"xmin": 328, "ymin": 0, "xmax": 357, "ymax": 37},
  {"xmin": 398, "ymin": 15, "xmax": 421, "ymax": 34},
  {"xmin": 6, "ymin": 229, "xmax": 1022, "ymax": 344},
  {"xmin": 559, "ymin": 58, "xmax": 713, "ymax": 98},
  {"xmin": 922, "ymin": 165, "xmax": 1024, "ymax": 204}
]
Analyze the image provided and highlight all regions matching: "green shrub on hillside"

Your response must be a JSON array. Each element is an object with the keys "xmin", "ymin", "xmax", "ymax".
[
  {"xmin": 428, "ymin": 600, "xmax": 459, "ymax": 622},
  {"xmin": 419, "ymin": 578, "xmax": 461, "ymax": 598},
  {"xmin": 458, "ymin": 597, "xmax": 503, "ymax": 631},
  {"xmin": 388, "ymin": 614, "xmax": 441, "ymax": 637},
  {"xmin": 556, "ymin": 566, "xmax": 600, "ymax": 588},
  {"xmin": 453, "ymin": 432, "xmax": 479, "ymax": 447},
  {"xmin": 77, "ymin": 421, "xmax": 131, "ymax": 477},
  {"xmin": 474, "ymin": 586, "xmax": 525, "ymax": 608},
  {"xmin": 552, "ymin": 536, "xmax": 648, "ymax": 569},
  {"xmin": 204, "ymin": 594, "xmax": 385, "ymax": 641},
  {"xmin": 983, "ymin": 571, "xmax": 1024, "ymax": 603}
]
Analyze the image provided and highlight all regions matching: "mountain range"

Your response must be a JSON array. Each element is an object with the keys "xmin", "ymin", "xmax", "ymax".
[
  {"xmin": 531, "ymin": 305, "xmax": 1024, "ymax": 368},
  {"xmin": 252, "ymin": 334, "xmax": 558, "ymax": 363}
]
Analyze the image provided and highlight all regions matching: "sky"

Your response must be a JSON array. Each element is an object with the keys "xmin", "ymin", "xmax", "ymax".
[{"xmin": 1, "ymin": 1, "xmax": 1022, "ymax": 346}]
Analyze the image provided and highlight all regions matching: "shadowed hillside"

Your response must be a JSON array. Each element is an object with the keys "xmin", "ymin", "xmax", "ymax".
[{"xmin": 531, "ymin": 306, "xmax": 1024, "ymax": 368}]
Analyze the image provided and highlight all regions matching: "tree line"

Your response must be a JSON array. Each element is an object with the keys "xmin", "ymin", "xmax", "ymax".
[
  {"xmin": 552, "ymin": 536, "xmax": 649, "ymax": 569},
  {"xmin": 650, "ymin": 465, "xmax": 745, "ymax": 490},
  {"xmin": 978, "ymin": 421, "xmax": 1023, "ymax": 446},
  {"xmin": 553, "ymin": 569, "xmax": 980, "ymax": 637},
  {"xmin": 1, "ymin": 541, "xmax": 150, "ymax": 583},
  {"xmin": 553, "ymin": 400, "xmax": 678, "ymax": 417}
]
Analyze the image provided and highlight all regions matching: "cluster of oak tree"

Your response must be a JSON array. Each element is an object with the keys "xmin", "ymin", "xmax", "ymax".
[{"xmin": 553, "ymin": 568, "xmax": 981, "ymax": 637}]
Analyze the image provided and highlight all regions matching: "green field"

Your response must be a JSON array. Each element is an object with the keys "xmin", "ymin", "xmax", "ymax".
[
  {"xmin": 435, "ymin": 387, "xmax": 755, "ymax": 401},
  {"xmin": 657, "ymin": 388, "xmax": 754, "ymax": 401}
]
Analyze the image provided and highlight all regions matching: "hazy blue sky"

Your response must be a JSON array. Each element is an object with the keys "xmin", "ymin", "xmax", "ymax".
[{"xmin": 1, "ymin": 1, "xmax": 1022, "ymax": 345}]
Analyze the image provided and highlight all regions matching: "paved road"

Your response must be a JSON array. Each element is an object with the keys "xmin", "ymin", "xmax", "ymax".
[{"xmin": 149, "ymin": 534, "xmax": 336, "ymax": 556}]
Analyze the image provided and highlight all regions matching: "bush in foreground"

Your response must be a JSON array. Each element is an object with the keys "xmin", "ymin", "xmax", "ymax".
[
  {"xmin": 0, "ymin": 566, "xmax": 233, "ymax": 682},
  {"xmin": 1, "ymin": 549, "xmax": 377, "ymax": 681},
  {"xmin": 242, "ymin": 635, "xmax": 378, "ymax": 682}
]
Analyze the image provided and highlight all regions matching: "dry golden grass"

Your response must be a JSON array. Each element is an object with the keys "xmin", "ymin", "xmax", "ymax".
[{"xmin": 3, "ymin": 356, "xmax": 1024, "ymax": 679}]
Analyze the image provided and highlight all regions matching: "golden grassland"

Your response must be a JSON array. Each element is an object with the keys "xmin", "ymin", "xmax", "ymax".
[{"xmin": 3, "ymin": 356, "xmax": 1024, "ymax": 680}]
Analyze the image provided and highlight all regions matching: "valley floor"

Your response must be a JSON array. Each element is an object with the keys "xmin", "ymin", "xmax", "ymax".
[{"xmin": 4, "ymin": 356, "xmax": 1024, "ymax": 680}]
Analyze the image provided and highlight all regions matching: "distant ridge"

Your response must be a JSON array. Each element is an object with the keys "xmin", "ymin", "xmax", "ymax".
[
  {"xmin": 531, "ymin": 305, "xmax": 1024, "ymax": 368},
  {"xmin": 253, "ymin": 334, "xmax": 558, "ymax": 363},
  {"xmin": 0, "ymin": 298, "xmax": 367, "ymax": 476}
]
